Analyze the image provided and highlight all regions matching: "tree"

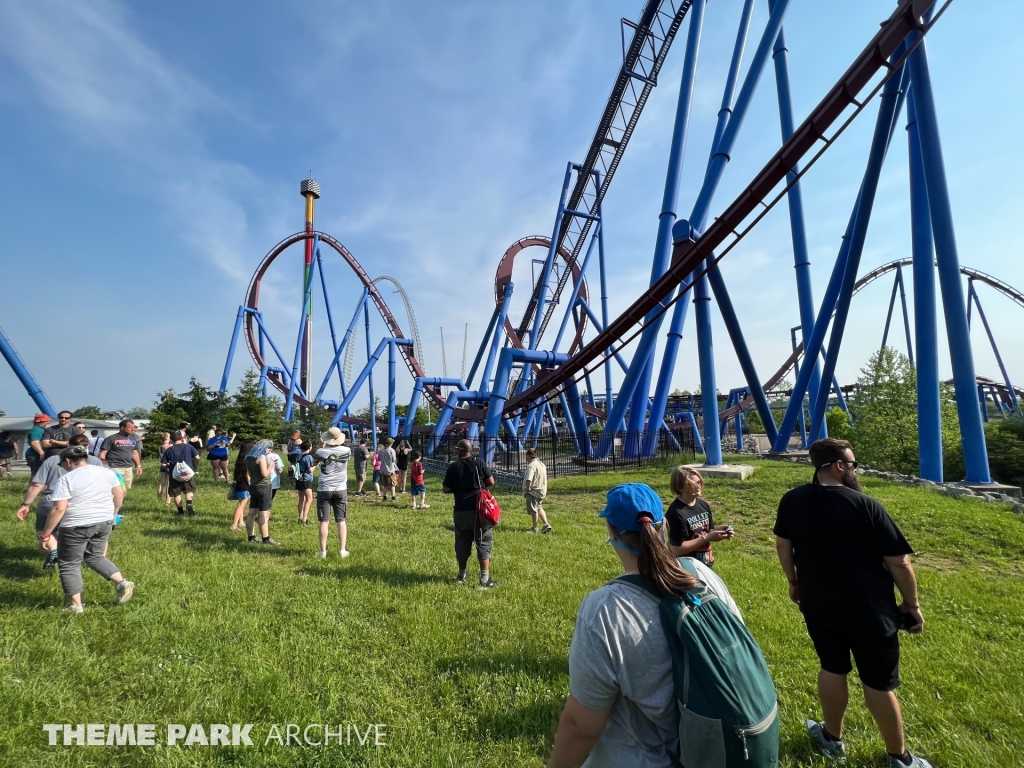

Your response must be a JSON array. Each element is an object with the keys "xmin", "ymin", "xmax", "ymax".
[
  {"xmin": 126, "ymin": 406, "xmax": 152, "ymax": 420},
  {"xmin": 221, "ymin": 370, "xmax": 285, "ymax": 442},
  {"xmin": 826, "ymin": 407, "xmax": 853, "ymax": 442},
  {"xmin": 848, "ymin": 347, "xmax": 960, "ymax": 476},
  {"xmin": 849, "ymin": 348, "xmax": 920, "ymax": 473},
  {"xmin": 292, "ymin": 402, "xmax": 334, "ymax": 445},
  {"xmin": 73, "ymin": 405, "xmax": 105, "ymax": 419}
]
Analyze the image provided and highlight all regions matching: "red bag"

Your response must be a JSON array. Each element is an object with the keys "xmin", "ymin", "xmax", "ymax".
[{"xmin": 475, "ymin": 461, "xmax": 500, "ymax": 527}]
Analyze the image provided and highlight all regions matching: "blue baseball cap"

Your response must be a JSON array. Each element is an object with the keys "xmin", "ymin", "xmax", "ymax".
[{"xmin": 599, "ymin": 483, "xmax": 665, "ymax": 532}]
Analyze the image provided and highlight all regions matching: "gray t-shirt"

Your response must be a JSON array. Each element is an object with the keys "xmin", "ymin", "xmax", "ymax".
[
  {"xmin": 100, "ymin": 432, "xmax": 141, "ymax": 467},
  {"xmin": 41, "ymin": 426, "xmax": 74, "ymax": 460},
  {"xmin": 33, "ymin": 454, "xmax": 104, "ymax": 513},
  {"xmin": 315, "ymin": 446, "xmax": 351, "ymax": 492},
  {"xmin": 378, "ymin": 447, "xmax": 397, "ymax": 474},
  {"xmin": 568, "ymin": 560, "xmax": 741, "ymax": 768}
]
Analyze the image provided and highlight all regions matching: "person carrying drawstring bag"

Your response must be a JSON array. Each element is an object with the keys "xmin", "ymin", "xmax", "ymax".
[{"xmin": 549, "ymin": 483, "xmax": 779, "ymax": 768}]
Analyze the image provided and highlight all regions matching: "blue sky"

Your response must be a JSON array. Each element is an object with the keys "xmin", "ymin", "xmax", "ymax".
[{"xmin": 1, "ymin": 0, "xmax": 1022, "ymax": 416}]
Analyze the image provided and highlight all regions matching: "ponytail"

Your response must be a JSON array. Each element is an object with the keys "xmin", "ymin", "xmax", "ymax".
[{"xmin": 618, "ymin": 520, "xmax": 699, "ymax": 599}]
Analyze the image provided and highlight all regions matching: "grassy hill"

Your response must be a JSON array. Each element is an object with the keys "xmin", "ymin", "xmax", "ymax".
[{"xmin": 1, "ymin": 456, "xmax": 1022, "ymax": 766}]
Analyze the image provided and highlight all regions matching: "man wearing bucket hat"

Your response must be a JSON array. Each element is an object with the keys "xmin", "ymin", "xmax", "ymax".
[
  {"xmin": 314, "ymin": 427, "xmax": 351, "ymax": 558},
  {"xmin": 549, "ymin": 483, "xmax": 744, "ymax": 768}
]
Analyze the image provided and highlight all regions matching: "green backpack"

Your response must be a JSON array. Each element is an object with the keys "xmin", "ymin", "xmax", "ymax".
[{"xmin": 616, "ymin": 560, "xmax": 779, "ymax": 768}]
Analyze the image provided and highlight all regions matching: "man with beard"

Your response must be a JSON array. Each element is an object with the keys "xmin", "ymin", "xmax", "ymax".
[{"xmin": 774, "ymin": 438, "xmax": 930, "ymax": 768}]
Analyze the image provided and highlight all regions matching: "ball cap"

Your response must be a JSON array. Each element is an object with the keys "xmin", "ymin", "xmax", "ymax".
[
  {"xmin": 33, "ymin": 413, "xmax": 52, "ymax": 424},
  {"xmin": 599, "ymin": 483, "xmax": 665, "ymax": 532},
  {"xmin": 320, "ymin": 426, "xmax": 345, "ymax": 446}
]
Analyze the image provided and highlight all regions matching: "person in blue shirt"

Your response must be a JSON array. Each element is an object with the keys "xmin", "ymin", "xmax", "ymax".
[{"xmin": 205, "ymin": 428, "xmax": 235, "ymax": 483}]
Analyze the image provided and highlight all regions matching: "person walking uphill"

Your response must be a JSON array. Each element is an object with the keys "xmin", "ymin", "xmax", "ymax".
[
  {"xmin": 40, "ymin": 446, "xmax": 134, "ymax": 613},
  {"xmin": 314, "ymin": 428, "xmax": 351, "ymax": 558},
  {"xmin": 442, "ymin": 439, "xmax": 497, "ymax": 588},
  {"xmin": 99, "ymin": 419, "xmax": 143, "ymax": 491},
  {"xmin": 162, "ymin": 431, "xmax": 200, "ymax": 516},
  {"xmin": 774, "ymin": 438, "xmax": 931, "ymax": 768},
  {"xmin": 523, "ymin": 447, "xmax": 551, "ymax": 534}
]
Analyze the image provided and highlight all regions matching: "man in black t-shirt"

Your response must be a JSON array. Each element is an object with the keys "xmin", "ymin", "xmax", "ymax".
[
  {"xmin": 41, "ymin": 411, "xmax": 75, "ymax": 461},
  {"xmin": 442, "ymin": 439, "xmax": 496, "ymax": 588},
  {"xmin": 775, "ymin": 438, "xmax": 930, "ymax": 768}
]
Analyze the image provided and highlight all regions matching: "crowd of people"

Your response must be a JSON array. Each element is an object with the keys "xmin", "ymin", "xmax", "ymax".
[{"xmin": 8, "ymin": 416, "xmax": 932, "ymax": 767}]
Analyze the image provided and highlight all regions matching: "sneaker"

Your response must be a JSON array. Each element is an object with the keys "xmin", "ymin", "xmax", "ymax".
[
  {"xmin": 541, "ymin": 524, "xmax": 553, "ymax": 534},
  {"xmin": 456, "ymin": 574, "xmax": 467, "ymax": 585},
  {"xmin": 186, "ymin": 509, "xmax": 196, "ymax": 517},
  {"xmin": 248, "ymin": 535, "xmax": 260, "ymax": 543},
  {"xmin": 315, "ymin": 551, "xmax": 327, "ymax": 559},
  {"xmin": 115, "ymin": 580, "xmax": 135, "ymax": 605},
  {"xmin": 806, "ymin": 720, "xmax": 846, "ymax": 762},
  {"xmin": 478, "ymin": 578, "xmax": 499, "ymax": 590},
  {"xmin": 43, "ymin": 550, "xmax": 60, "ymax": 570},
  {"xmin": 62, "ymin": 603, "xmax": 84, "ymax": 614},
  {"xmin": 261, "ymin": 538, "xmax": 279, "ymax": 546},
  {"xmin": 889, "ymin": 752, "xmax": 932, "ymax": 768},
  {"xmin": 526, "ymin": 527, "xmax": 538, "ymax": 534},
  {"xmin": 420, "ymin": 503, "xmax": 430, "ymax": 509},
  {"xmin": 230, "ymin": 525, "xmax": 242, "ymax": 531},
  {"xmin": 339, "ymin": 549, "xmax": 350, "ymax": 558}
]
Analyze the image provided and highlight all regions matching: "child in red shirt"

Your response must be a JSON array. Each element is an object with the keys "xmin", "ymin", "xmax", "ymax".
[{"xmin": 410, "ymin": 452, "xmax": 429, "ymax": 509}]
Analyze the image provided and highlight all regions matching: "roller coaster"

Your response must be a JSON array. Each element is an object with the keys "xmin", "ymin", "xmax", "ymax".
[{"xmin": 208, "ymin": 0, "xmax": 1023, "ymax": 487}]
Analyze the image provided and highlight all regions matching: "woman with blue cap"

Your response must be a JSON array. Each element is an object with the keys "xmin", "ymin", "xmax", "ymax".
[{"xmin": 548, "ymin": 483, "xmax": 743, "ymax": 768}]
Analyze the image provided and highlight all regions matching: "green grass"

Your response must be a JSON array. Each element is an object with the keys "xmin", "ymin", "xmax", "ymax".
[{"xmin": 1, "ymin": 457, "xmax": 1022, "ymax": 767}]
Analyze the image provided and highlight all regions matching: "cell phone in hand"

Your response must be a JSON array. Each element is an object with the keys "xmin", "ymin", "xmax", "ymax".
[{"xmin": 900, "ymin": 611, "xmax": 917, "ymax": 631}]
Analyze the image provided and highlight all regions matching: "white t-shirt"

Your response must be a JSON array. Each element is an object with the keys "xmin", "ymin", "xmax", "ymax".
[
  {"xmin": 316, "ymin": 446, "xmax": 351, "ymax": 492},
  {"xmin": 267, "ymin": 452, "xmax": 285, "ymax": 490},
  {"xmin": 567, "ymin": 560, "xmax": 741, "ymax": 768},
  {"xmin": 49, "ymin": 464, "xmax": 121, "ymax": 528}
]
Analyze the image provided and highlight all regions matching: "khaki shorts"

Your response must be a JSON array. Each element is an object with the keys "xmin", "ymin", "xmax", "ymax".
[
  {"xmin": 525, "ymin": 493, "xmax": 545, "ymax": 516},
  {"xmin": 380, "ymin": 472, "xmax": 397, "ymax": 488},
  {"xmin": 112, "ymin": 466, "xmax": 135, "ymax": 489}
]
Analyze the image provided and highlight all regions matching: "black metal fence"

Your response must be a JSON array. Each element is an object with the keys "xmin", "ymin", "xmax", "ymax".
[{"xmin": 404, "ymin": 428, "xmax": 696, "ymax": 490}]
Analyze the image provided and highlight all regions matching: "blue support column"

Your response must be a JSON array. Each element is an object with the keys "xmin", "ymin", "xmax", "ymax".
[
  {"xmin": 531, "ymin": 164, "xmax": 575, "ymax": 349},
  {"xmin": 481, "ymin": 283, "xmax": 514, "ymax": 391},
  {"xmin": 317, "ymin": 289, "xmax": 368, "ymax": 403},
  {"xmin": 0, "ymin": 325, "xmax": 57, "ymax": 417},
  {"xmin": 775, "ymin": 46, "xmax": 908, "ymax": 452},
  {"xmin": 465, "ymin": 305, "xmax": 499, "ymax": 390},
  {"xmin": 220, "ymin": 306, "xmax": 246, "ymax": 394},
  {"xmin": 968, "ymin": 282, "xmax": 1020, "ymax": 415},
  {"xmin": 364, "ymin": 302, "xmax": 377, "ymax": 452},
  {"xmin": 602, "ymin": 0, "xmax": 709, "ymax": 441},
  {"xmin": 897, "ymin": 263, "xmax": 915, "ymax": 367},
  {"xmin": 597, "ymin": 208, "xmax": 614, "ymax": 415},
  {"xmin": 285, "ymin": 251, "xmax": 318, "ymax": 421},
  {"xmin": 770, "ymin": 0, "xmax": 824, "ymax": 437},
  {"xmin": 908, "ymin": 107, "xmax": 942, "ymax": 484},
  {"xmin": 808, "ymin": 55, "xmax": 908, "ymax": 438},
  {"xmin": 907, "ymin": 38, "xmax": 990, "ymax": 483},
  {"xmin": 387, "ymin": 340, "xmax": 397, "ymax": 438},
  {"xmin": 694, "ymin": 272, "xmax": 722, "ymax": 464}
]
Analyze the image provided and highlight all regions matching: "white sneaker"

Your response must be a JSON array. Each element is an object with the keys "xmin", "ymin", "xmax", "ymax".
[
  {"xmin": 63, "ymin": 603, "xmax": 84, "ymax": 614},
  {"xmin": 339, "ymin": 549, "xmax": 350, "ymax": 558},
  {"xmin": 315, "ymin": 551, "xmax": 327, "ymax": 559},
  {"xmin": 421, "ymin": 503, "xmax": 430, "ymax": 509},
  {"xmin": 115, "ymin": 580, "xmax": 135, "ymax": 605}
]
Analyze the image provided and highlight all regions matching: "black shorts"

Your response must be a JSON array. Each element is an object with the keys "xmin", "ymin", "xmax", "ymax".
[
  {"xmin": 454, "ymin": 509, "xmax": 493, "ymax": 561},
  {"xmin": 250, "ymin": 484, "xmax": 274, "ymax": 513},
  {"xmin": 168, "ymin": 478, "xmax": 196, "ymax": 496},
  {"xmin": 317, "ymin": 490, "xmax": 348, "ymax": 523},
  {"xmin": 805, "ymin": 620, "xmax": 901, "ymax": 692},
  {"xmin": 208, "ymin": 453, "xmax": 227, "ymax": 462},
  {"xmin": 295, "ymin": 479, "xmax": 312, "ymax": 492}
]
